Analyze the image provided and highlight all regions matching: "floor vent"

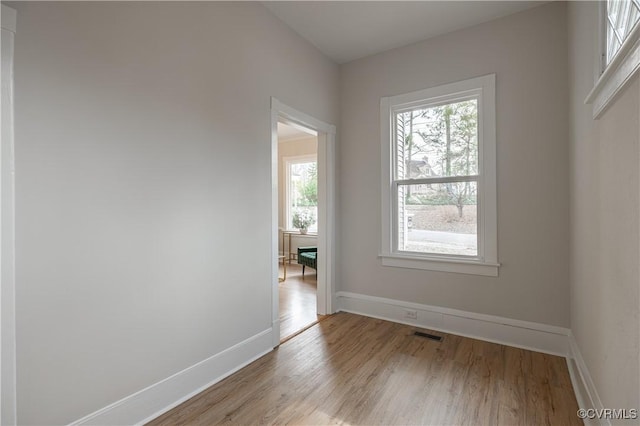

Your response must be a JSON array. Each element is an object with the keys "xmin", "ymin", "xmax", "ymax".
[{"xmin": 413, "ymin": 331, "xmax": 443, "ymax": 341}]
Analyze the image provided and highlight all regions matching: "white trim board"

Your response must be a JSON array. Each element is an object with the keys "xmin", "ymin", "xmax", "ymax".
[
  {"xmin": 1, "ymin": 5, "xmax": 17, "ymax": 425},
  {"xmin": 566, "ymin": 333, "xmax": 609, "ymax": 426},
  {"xmin": 337, "ymin": 291, "xmax": 570, "ymax": 357},
  {"xmin": 70, "ymin": 328, "xmax": 274, "ymax": 426}
]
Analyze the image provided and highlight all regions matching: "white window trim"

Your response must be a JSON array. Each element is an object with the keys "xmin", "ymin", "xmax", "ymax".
[
  {"xmin": 1, "ymin": 4, "xmax": 18, "ymax": 424},
  {"xmin": 585, "ymin": 1, "xmax": 640, "ymax": 119},
  {"xmin": 283, "ymin": 154, "xmax": 317, "ymax": 231},
  {"xmin": 380, "ymin": 74, "xmax": 499, "ymax": 277}
]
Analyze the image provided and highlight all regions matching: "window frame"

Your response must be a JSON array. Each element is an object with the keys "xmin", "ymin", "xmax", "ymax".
[
  {"xmin": 585, "ymin": 0, "xmax": 640, "ymax": 118},
  {"xmin": 380, "ymin": 74, "xmax": 499, "ymax": 276},
  {"xmin": 283, "ymin": 154, "xmax": 318, "ymax": 232}
]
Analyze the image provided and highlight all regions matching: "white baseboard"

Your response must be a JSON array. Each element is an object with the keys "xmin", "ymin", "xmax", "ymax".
[
  {"xmin": 337, "ymin": 291, "xmax": 570, "ymax": 357},
  {"xmin": 66, "ymin": 299, "xmax": 600, "ymax": 426},
  {"xmin": 70, "ymin": 328, "xmax": 274, "ymax": 426},
  {"xmin": 567, "ymin": 333, "xmax": 609, "ymax": 426}
]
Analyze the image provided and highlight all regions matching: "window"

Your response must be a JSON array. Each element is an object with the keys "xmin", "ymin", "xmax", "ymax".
[
  {"xmin": 586, "ymin": 0, "xmax": 640, "ymax": 118},
  {"xmin": 285, "ymin": 155, "xmax": 318, "ymax": 232},
  {"xmin": 605, "ymin": 0, "xmax": 640, "ymax": 64},
  {"xmin": 380, "ymin": 75, "xmax": 498, "ymax": 276}
]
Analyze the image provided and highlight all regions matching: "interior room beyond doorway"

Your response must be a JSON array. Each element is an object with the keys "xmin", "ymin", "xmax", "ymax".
[{"xmin": 277, "ymin": 121, "xmax": 322, "ymax": 341}]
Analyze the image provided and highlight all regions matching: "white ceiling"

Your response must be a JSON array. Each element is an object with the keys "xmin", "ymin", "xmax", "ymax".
[
  {"xmin": 277, "ymin": 122, "xmax": 316, "ymax": 142},
  {"xmin": 263, "ymin": 1, "xmax": 545, "ymax": 64}
]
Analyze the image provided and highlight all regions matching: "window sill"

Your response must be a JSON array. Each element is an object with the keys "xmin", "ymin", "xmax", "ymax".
[
  {"xmin": 585, "ymin": 23, "xmax": 640, "ymax": 119},
  {"xmin": 379, "ymin": 254, "xmax": 499, "ymax": 277}
]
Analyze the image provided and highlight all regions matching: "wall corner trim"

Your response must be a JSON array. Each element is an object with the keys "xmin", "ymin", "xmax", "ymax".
[
  {"xmin": 1, "ymin": 5, "xmax": 17, "ymax": 32},
  {"xmin": 336, "ymin": 291, "xmax": 570, "ymax": 357},
  {"xmin": 566, "ymin": 333, "xmax": 611, "ymax": 426},
  {"xmin": 69, "ymin": 328, "xmax": 274, "ymax": 426}
]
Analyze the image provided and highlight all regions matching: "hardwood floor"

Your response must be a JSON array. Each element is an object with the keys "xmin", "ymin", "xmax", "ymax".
[
  {"xmin": 148, "ymin": 313, "xmax": 581, "ymax": 426},
  {"xmin": 278, "ymin": 263, "xmax": 322, "ymax": 341}
]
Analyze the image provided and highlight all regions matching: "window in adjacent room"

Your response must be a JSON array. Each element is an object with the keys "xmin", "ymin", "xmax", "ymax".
[
  {"xmin": 380, "ymin": 74, "xmax": 498, "ymax": 276},
  {"xmin": 285, "ymin": 155, "xmax": 318, "ymax": 232}
]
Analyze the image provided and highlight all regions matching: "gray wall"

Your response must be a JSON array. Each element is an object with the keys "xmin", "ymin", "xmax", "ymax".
[
  {"xmin": 568, "ymin": 2, "xmax": 640, "ymax": 417},
  {"xmin": 9, "ymin": 0, "xmax": 640, "ymax": 424},
  {"xmin": 9, "ymin": 2, "xmax": 338, "ymax": 424},
  {"xmin": 338, "ymin": 2, "xmax": 571, "ymax": 326}
]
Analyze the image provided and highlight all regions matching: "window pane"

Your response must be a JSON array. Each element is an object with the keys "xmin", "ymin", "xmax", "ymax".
[
  {"xmin": 607, "ymin": 24, "xmax": 621, "ymax": 63},
  {"xmin": 398, "ymin": 182, "xmax": 477, "ymax": 256},
  {"xmin": 607, "ymin": 0, "xmax": 640, "ymax": 63},
  {"xmin": 396, "ymin": 99, "xmax": 478, "ymax": 179},
  {"xmin": 289, "ymin": 161, "xmax": 317, "ymax": 232}
]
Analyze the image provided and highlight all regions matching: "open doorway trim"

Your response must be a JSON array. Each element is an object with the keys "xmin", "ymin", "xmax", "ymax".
[
  {"xmin": 270, "ymin": 98, "xmax": 336, "ymax": 348},
  {"xmin": 1, "ymin": 5, "xmax": 17, "ymax": 425}
]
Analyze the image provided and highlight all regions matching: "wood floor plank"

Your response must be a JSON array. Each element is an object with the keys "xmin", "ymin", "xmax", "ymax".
[
  {"xmin": 147, "ymin": 313, "xmax": 581, "ymax": 426},
  {"xmin": 278, "ymin": 263, "xmax": 323, "ymax": 341}
]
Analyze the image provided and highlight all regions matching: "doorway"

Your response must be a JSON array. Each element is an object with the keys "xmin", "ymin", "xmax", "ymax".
[
  {"xmin": 270, "ymin": 98, "xmax": 336, "ymax": 347},
  {"xmin": 277, "ymin": 122, "xmax": 319, "ymax": 341}
]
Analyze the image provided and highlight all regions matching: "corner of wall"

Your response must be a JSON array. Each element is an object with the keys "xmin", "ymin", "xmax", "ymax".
[
  {"xmin": 70, "ymin": 329, "xmax": 274, "ymax": 425},
  {"xmin": 566, "ymin": 333, "xmax": 610, "ymax": 426}
]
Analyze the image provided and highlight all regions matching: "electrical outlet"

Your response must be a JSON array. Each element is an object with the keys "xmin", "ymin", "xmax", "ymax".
[{"xmin": 404, "ymin": 309, "xmax": 418, "ymax": 320}]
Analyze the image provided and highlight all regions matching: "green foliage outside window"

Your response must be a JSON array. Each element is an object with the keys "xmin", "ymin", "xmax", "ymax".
[{"xmin": 295, "ymin": 162, "xmax": 317, "ymax": 207}]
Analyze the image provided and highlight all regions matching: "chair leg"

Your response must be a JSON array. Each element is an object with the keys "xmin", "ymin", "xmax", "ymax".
[{"xmin": 302, "ymin": 264, "xmax": 305, "ymax": 277}]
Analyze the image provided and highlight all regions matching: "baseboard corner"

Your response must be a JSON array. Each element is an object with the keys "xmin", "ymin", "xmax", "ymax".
[
  {"xmin": 566, "ymin": 332, "xmax": 610, "ymax": 426},
  {"xmin": 70, "ymin": 328, "xmax": 274, "ymax": 426}
]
